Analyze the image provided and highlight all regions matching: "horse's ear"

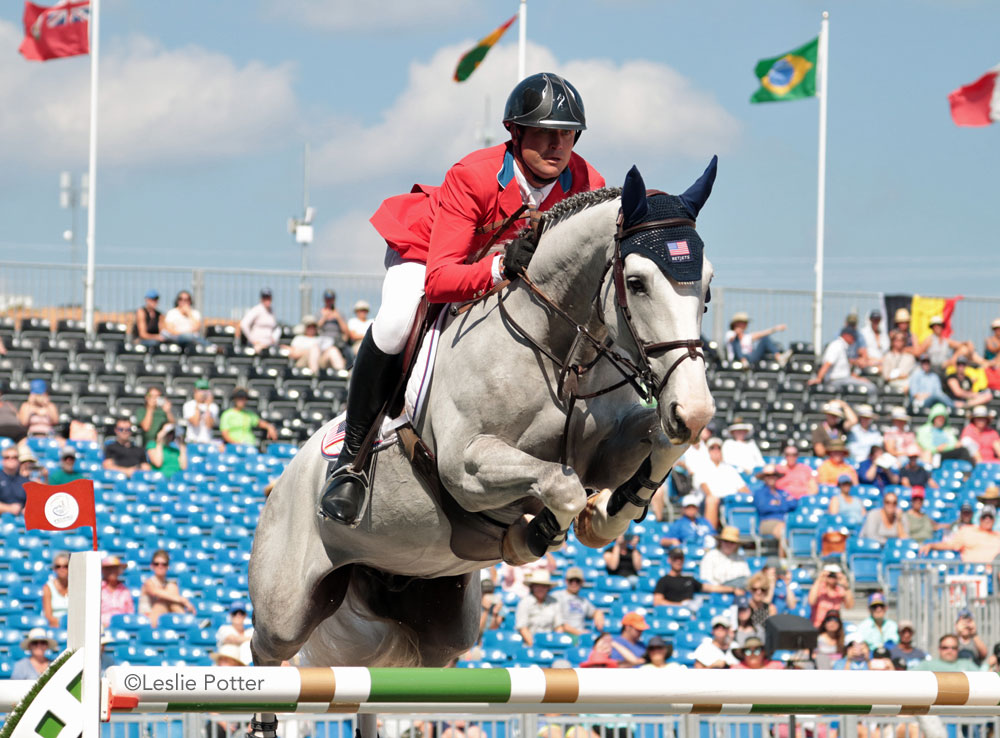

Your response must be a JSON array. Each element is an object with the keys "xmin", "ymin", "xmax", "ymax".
[
  {"xmin": 679, "ymin": 155, "xmax": 718, "ymax": 218},
  {"xmin": 621, "ymin": 165, "xmax": 648, "ymax": 227}
]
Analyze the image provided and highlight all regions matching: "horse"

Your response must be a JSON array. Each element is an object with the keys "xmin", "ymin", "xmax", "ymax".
[{"xmin": 248, "ymin": 160, "xmax": 717, "ymax": 673}]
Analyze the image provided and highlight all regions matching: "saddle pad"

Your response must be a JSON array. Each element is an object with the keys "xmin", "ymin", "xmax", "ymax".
[
  {"xmin": 404, "ymin": 308, "xmax": 450, "ymax": 426},
  {"xmin": 319, "ymin": 412, "xmax": 405, "ymax": 462}
]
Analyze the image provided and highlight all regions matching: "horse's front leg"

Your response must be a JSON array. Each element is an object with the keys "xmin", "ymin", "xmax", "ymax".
[{"xmin": 446, "ymin": 434, "xmax": 588, "ymax": 565}]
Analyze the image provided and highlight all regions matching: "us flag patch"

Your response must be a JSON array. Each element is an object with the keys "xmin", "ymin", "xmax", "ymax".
[{"xmin": 667, "ymin": 240, "xmax": 690, "ymax": 258}]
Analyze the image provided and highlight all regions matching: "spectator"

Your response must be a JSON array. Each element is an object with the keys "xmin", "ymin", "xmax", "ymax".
[
  {"xmin": 816, "ymin": 439, "xmax": 859, "ymax": 486},
  {"xmin": 884, "ymin": 407, "xmax": 922, "ymax": 465},
  {"xmin": 775, "ymin": 443, "xmax": 818, "ymax": 499},
  {"xmin": 721, "ymin": 418, "xmax": 764, "ymax": 475},
  {"xmin": 752, "ymin": 464, "xmax": 796, "ymax": 555},
  {"xmin": 163, "ymin": 290, "xmax": 210, "ymax": 350},
  {"xmin": 134, "ymin": 289, "xmax": 164, "ymax": 348},
  {"xmin": 811, "ymin": 400, "xmax": 856, "ymax": 458},
  {"xmin": 914, "ymin": 633, "xmax": 980, "ymax": 672},
  {"xmin": 609, "ymin": 611, "xmax": 649, "ymax": 666},
  {"xmin": 102, "ymin": 420, "xmax": 150, "ymax": 477},
  {"xmin": 653, "ymin": 547, "xmax": 703, "ymax": 606},
  {"xmin": 219, "ymin": 388, "xmax": 278, "ymax": 446},
  {"xmin": 240, "ymin": 288, "xmax": 279, "ymax": 353},
  {"xmin": 985, "ymin": 318, "xmax": 1000, "ymax": 362},
  {"xmin": 860, "ymin": 490, "xmax": 909, "ymax": 544},
  {"xmin": 136, "ymin": 387, "xmax": 174, "ymax": 447},
  {"xmin": 892, "ymin": 308, "xmax": 916, "ymax": 351},
  {"xmin": 898, "ymin": 444, "xmax": 938, "ymax": 492},
  {"xmin": 881, "ymin": 330, "xmax": 916, "ymax": 393},
  {"xmin": 916, "ymin": 404, "xmax": 974, "ymax": 464},
  {"xmin": 692, "ymin": 615, "xmax": 738, "ymax": 668},
  {"xmin": 514, "ymin": 569, "xmax": 564, "ymax": 647},
  {"xmin": 0, "ymin": 444, "xmax": 27, "ymax": 516},
  {"xmin": 11, "ymin": 627, "xmax": 57, "ymax": 680},
  {"xmin": 216, "ymin": 601, "xmax": 253, "ymax": 665},
  {"xmin": 579, "ymin": 632, "xmax": 619, "ymax": 668},
  {"xmin": 18, "ymin": 445, "xmax": 47, "ymax": 483},
  {"xmin": 961, "ymin": 406, "xmax": 1000, "ymax": 463},
  {"xmin": 42, "ymin": 552, "xmax": 70, "ymax": 627},
  {"xmin": 497, "ymin": 554, "xmax": 557, "ymax": 598},
  {"xmin": 659, "ymin": 494, "xmax": 715, "ymax": 550},
  {"xmin": 949, "ymin": 502, "xmax": 976, "ymax": 536},
  {"xmin": 139, "ymin": 549, "xmax": 195, "ymax": 627},
  {"xmin": 639, "ymin": 636, "xmax": 682, "ymax": 670},
  {"xmin": 857, "ymin": 445, "xmax": 899, "ymax": 491},
  {"xmin": 913, "ymin": 315, "xmax": 974, "ymax": 369},
  {"xmin": 552, "ymin": 567, "xmax": 604, "ymax": 637},
  {"xmin": 147, "ymin": 423, "xmax": 187, "ymax": 478},
  {"xmin": 348, "ymin": 300, "xmax": 374, "ymax": 351},
  {"xmin": 733, "ymin": 598, "xmax": 756, "ymax": 647},
  {"xmin": 955, "ymin": 608, "xmax": 988, "ymax": 665},
  {"xmin": 856, "ymin": 592, "xmax": 899, "ymax": 650},
  {"xmin": 746, "ymin": 571, "xmax": 777, "ymax": 635},
  {"xmin": 905, "ymin": 488, "xmax": 936, "ymax": 543},
  {"xmin": 814, "ymin": 611, "xmax": 845, "ymax": 670},
  {"xmin": 183, "ymin": 380, "xmax": 219, "ymax": 446},
  {"xmin": 49, "ymin": 446, "xmax": 83, "ymax": 485},
  {"xmin": 888, "ymin": 620, "xmax": 928, "ymax": 669},
  {"xmin": 909, "ymin": 355, "xmax": 954, "ymax": 412},
  {"xmin": 944, "ymin": 355, "xmax": 992, "ymax": 409},
  {"xmin": 694, "ymin": 437, "xmax": 750, "ymax": 528},
  {"xmin": 654, "ymin": 427, "xmax": 713, "ymax": 520},
  {"xmin": 282, "ymin": 315, "xmax": 346, "ymax": 373},
  {"xmin": 808, "ymin": 563, "xmax": 854, "ymax": 627},
  {"xmin": 724, "ymin": 312, "xmax": 786, "ymax": 364},
  {"xmin": 603, "ymin": 533, "xmax": 642, "ymax": 581},
  {"xmin": 860, "ymin": 310, "xmax": 890, "ymax": 363},
  {"xmin": 868, "ymin": 645, "xmax": 896, "ymax": 671},
  {"xmin": 731, "ymin": 636, "xmax": 782, "ymax": 670},
  {"xmin": 832, "ymin": 636, "xmax": 870, "ymax": 670},
  {"xmin": 0, "ymin": 380, "xmax": 27, "ymax": 442},
  {"xmin": 479, "ymin": 579, "xmax": 504, "ymax": 633},
  {"xmin": 211, "ymin": 643, "xmax": 247, "ymax": 667},
  {"xmin": 318, "ymin": 290, "xmax": 354, "ymax": 366},
  {"xmin": 99, "ymin": 555, "xmax": 134, "ymax": 628},
  {"xmin": 847, "ymin": 405, "xmax": 883, "ymax": 462},
  {"xmin": 699, "ymin": 526, "xmax": 751, "ymax": 594},
  {"xmin": 763, "ymin": 560, "xmax": 797, "ymax": 614},
  {"xmin": 17, "ymin": 379, "xmax": 59, "ymax": 439},
  {"xmin": 808, "ymin": 326, "xmax": 876, "ymax": 392}
]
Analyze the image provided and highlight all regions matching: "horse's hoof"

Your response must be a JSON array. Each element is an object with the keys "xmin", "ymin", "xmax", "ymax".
[
  {"xmin": 501, "ymin": 514, "xmax": 539, "ymax": 565},
  {"xmin": 573, "ymin": 489, "xmax": 616, "ymax": 549}
]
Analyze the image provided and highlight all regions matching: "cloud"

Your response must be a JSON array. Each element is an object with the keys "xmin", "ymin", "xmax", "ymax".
[
  {"xmin": 261, "ymin": 0, "xmax": 476, "ymax": 31},
  {"xmin": 0, "ymin": 21, "xmax": 299, "ymax": 168},
  {"xmin": 311, "ymin": 41, "xmax": 739, "ymax": 187},
  {"xmin": 312, "ymin": 210, "xmax": 388, "ymax": 274}
]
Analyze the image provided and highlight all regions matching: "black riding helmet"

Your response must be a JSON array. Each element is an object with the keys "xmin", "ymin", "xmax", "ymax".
[{"xmin": 502, "ymin": 72, "xmax": 587, "ymax": 140}]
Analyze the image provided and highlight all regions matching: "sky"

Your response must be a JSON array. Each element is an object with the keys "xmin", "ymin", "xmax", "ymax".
[{"xmin": 1, "ymin": 0, "xmax": 999, "ymax": 310}]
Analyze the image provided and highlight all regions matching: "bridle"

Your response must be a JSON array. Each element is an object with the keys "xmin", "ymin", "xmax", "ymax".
[{"xmin": 494, "ymin": 202, "xmax": 706, "ymax": 464}]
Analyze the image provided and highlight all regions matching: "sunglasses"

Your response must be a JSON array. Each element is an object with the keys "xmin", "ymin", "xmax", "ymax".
[
  {"xmin": 751, "ymin": 586, "xmax": 767, "ymax": 592},
  {"xmin": 116, "ymin": 426, "xmax": 132, "ymax": 432},
  {"xmin": 53, "ymin": 563, "xmax": 68, "ymax": 569},
  {"xmin": 567, "ymin": 578, "xmax": 583, "ymax": 583},
  {"xmin": 152, "ymin": 561, "xmax": 168, "ymax": 567},
  {"xmin": 2, "ymin": 454, "xmax": 18, "ymax": 460},
  {"xmin": 744, "ymin": 648, "xmax": 763, "ymax": 655},
  {"xmin": 871, "ymin": 604, "xmax": 886, "ymax": 610},
  {"xmin": 940, "ymin": 644, "xmax": 958, "ymax": 650}
]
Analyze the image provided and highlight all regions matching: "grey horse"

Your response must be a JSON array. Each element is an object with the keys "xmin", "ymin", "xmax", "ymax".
[{"xmin": 248, "ymin": 162, "xmax": 716, "ymax": 673}]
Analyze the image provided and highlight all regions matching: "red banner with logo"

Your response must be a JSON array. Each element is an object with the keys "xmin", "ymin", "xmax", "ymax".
[{"xmin": 24, "ymin": 479, "xmax": 97, "ymax": 549}]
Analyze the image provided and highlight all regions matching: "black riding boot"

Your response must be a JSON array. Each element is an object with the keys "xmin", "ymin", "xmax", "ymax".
[{"xmin": 318, "ymin": 328, "xmax": 397, "ymax": 526}]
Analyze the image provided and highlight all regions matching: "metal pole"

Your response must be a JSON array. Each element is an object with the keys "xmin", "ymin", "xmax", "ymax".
[
  {"xmin": 84, "ymin": 0, "xmax": 100, "ymax": 337},
  {"xmin": 517, "ymin": 0, "xmax": 526, "ymax": 82},
  {"xmin": 812, "ymin": 11, "xmax": 829, "ymax": 356}
]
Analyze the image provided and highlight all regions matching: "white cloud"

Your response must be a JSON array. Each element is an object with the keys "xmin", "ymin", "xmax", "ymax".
[
  {"xmin": 0, "ymin": 21, "xmax": 299, "ymax": 168},
  {"xmin": 311, "ymin": 41, "xmax": 739, "ymax": 187},
  {"xmin": 261, "ymin": 0, "xmax": 476, "ymax": 31},
  {"xmin": 312, "ymin": 210, "xmax": 388, "ymax": 274}
]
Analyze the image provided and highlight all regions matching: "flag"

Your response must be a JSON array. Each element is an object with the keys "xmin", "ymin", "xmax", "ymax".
[
  {"xmin": 453, "ymin": 14, "xmax": 517, "ymax": 83},
  {"xmin": 19, "ymin": 0, "xmax": 90, "ymax": 62},
  {"xmin": 885, "ymin": 294, "xmax": 963, "ymax": 341},
  {"xmin": 24, "ymin": 479, "xmax": 98, "ymax": 549},
  {"xmin": 750, "ymin": 36, "xmax": 819, "ymax": 103},
  {"xmin": 948, "ymin": 66, "xmax": 1000, "ymax": 127}
]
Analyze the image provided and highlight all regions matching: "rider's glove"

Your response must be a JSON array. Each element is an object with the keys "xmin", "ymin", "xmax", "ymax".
[{"xmin": 503, "ymin": 238, "xmax": 537, "ymax": 281}]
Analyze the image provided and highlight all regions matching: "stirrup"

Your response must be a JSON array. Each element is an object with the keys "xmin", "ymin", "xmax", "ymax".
[
  {"xmin": 246, "ymin": 714, "xmax": 278, "ymax": 738},
  {"xmin": 318, "ymin": 455, "xmax": 375, "ymax": 527}
]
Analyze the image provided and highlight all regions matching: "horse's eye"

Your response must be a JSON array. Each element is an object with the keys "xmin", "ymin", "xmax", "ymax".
[{"xmin": 626, "ymin": 276, "xmax": 646, "ymax": 296}]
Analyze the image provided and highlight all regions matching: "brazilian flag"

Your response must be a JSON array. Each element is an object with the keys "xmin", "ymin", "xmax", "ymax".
[{"xmin": 750, "ymin": 36, "xmax": 819, "ymax": 103}]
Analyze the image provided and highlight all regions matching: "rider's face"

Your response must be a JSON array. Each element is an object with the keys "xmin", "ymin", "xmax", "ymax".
[{"xmin": 517, "ymin": 126, "xmax": 575, "ymax": 185}]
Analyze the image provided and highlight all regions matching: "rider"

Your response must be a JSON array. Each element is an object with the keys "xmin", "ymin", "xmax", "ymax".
[{"xmin": 319, "ymin": 72, "xmax": 606, "ymax": 526}]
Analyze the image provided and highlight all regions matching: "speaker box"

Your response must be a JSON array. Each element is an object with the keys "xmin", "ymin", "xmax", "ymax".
[{"xmin": 765, "ymin": 613, "xmax": 818, "ymax": 653}]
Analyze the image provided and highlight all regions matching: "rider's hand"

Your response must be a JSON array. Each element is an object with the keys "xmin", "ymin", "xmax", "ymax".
[{"xmin": 503, "ymin": 238, "xmax": 537, "ymax": 281}]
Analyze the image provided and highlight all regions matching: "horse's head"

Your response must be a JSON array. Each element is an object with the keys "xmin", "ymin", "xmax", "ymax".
[{"xmin": 601, "ymin": 160, "xmax": 717, "ymax": 444}]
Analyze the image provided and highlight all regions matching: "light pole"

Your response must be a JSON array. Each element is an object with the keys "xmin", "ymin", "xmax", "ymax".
[
  {"xmin": 60, "ymin": 171, "xmax": 88, "ymax": 310},
  {"xmin": 288, "ymin": 143, "xmax": 315, "ymax": 320}
]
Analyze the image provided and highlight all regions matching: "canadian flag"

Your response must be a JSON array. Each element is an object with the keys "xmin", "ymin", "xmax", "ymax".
[
  {"xmin": 24, "ymin": 479, "xmax": 97, "ymax": 538},
  {"xmin": 948, "ymin": 66, "xmax": 1000, "ymax": 127}
]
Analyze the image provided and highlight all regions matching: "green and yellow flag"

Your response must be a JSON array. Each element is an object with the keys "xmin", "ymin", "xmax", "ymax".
[
  {"xmin": 750, "ymin": 36, "xmax": 819, "ymax": 103},
  {"xmin": 453, "ymin": 14, "xmax": 517, "ymax": 82}
]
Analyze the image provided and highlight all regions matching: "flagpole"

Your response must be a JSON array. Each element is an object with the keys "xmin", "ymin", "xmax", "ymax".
[
  {"xmin": 517, "ymin": 0, "xmax": 526, "ymax": 82},
  {"xmin": 83, "ymin": 0, "xmax": 100, "ymax": 337},
  {"xmin": 812, "ymin": 11, "xmax": 829, "ymax": 357}
]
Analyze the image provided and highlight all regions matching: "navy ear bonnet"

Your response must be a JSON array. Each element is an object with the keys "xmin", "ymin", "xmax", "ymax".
[{"xmin": 618, "ymin": 156, "xmax": 717, "ymax": 284}]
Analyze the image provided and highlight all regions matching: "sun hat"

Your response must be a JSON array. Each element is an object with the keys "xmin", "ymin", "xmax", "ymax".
[
  {"xmin": 857, "ymin": 404, "xmax": 876, "ymax": 418},
  {"xmin": 846, "ymin": 313, "xmax": 859, "ymax": 326},
  {"xmin": 711, "ymin": 615, "xmax": 731, "ymax": 629},
  {"xmin": 20, "ymin": 627, "xmax": 57, "ymax": 651},
  {"xmin": 565, "ymin": 566, "xmax": 586, "ymax": 583},
  {"xmin": 730, "ymin": 312, "xmax": 750, "ymax": 328},
  {"xmin": 18, "ymin": 446, "xmax": 37, "ymax": 464},
  {"xmin": 868, "ymin": 592, "xmax": 887, "ymax": 607},
  {"xmin": 756, "ymin": 464, "xmax": 780, "ymax": 479},
  {"xmin": 301, "ymin": 314, "xmax": 318, "ymax": 327},
  {"xmin": 904, "ymin": 443, "xmax": 922, "ymax": 457},
  {"xmin": 992, "ymin": 318, "xmax": 1000, "ymax": 330},
  {"xmin": 353, "ymin": 300, "xmax": 371, "ymax": 312},
  {"xmin": 971, "ymin": 405, "xmax": 992, "ymax": 419},
  {"xmin": 822, "ymin": 402, "xmax": 844, "ymax": 418},
  {"xmin": 977, "ymin": 485, "xmax": 1000, "ymax": 503},
  {"xmin": 524, "ymin": 569, "xmax": 555, "ymax": 587},
  {"xmin": 822, "ymin": 563, "xmax": 842, "ymax": 574},
  {"xmin": 29, "ymin": 379, "xmax": 48, "ymax": 394},
  {"xmin": 706, "ymin": 437, "xmax": 723, "ymax": 449},
  {"xmin": 101, "ymin": 555, "xmax": 126, "ymax": 570},
  {"xmin": 621, "ymin": 612, "xmax": 650, "ymax": 631},
  {"xmin": 929, "ymin": 315, "xmax": 944, "ymax": 326},
  {"xmin": 890, "ymin": 406, "xmax": 910, "ymax": 422},
  {"xmin": 210, "ymin": 643, "xmax": 247, "ymax": 666},
  {"xmin": 734, "ymin": 635, "xmax": 765, "ymax": 659},
  {"xmin": 681, "ymin": 494, "xmax": 700, "ymax": 507},
  {"xmin": 579, "ymin": 650, "xmax": 619, "ymax": 668},
  {"xmin": 827, "ymin": 439, "xmax": 847, "ymax": 453},
  {"xmin": 898, "ymin": 620, "xmax": 915, "ymax": 632},
  {"xmin": 728, "ymin": 417, "xmax": 753, "ymax": 433},
  {"xmin": 894, "ymin": 308, "xmax": 911, "ymax": 324},
  {"xmin": 716, "ymin": 526, "xmax": 741, "ymax": 544}
]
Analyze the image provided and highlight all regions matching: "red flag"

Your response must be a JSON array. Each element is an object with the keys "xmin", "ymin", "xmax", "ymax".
[
  {"xmin": 948, "ymin": 67, "xmax": 1000, "ymax": 127},
  {"xmin": 941, "ymin": 295, "xmax": 964, "ymax": 339},
  {"xmin": 19, "ymin": 0, "xmax": 90, "ymax": 62},
  {"xmin": 24, "ymin": 479, "xmax": 98, "ymax": 549}
]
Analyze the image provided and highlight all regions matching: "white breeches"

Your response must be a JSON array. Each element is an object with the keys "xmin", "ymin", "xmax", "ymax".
[{"xmin": 370, "ymin": 248, "xmax": 426, "ymax": 355}]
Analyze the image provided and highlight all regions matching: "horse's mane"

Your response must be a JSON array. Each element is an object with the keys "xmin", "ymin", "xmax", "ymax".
[{"xmin": 535, "ymin": 186, "xmax": 622, "ymax": 237}]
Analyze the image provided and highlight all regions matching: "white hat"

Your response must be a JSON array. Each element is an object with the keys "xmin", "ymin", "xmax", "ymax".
[
  {"xmin": 890, "ymin": 406, "xmax": 910, "ymax": 422},
  {"xmin": 681, "ymin": 494, "xmax": 700, "ymax": 507},
  {"xmin": 821, "ymin": 402, "xmax": 844, "ymax": 418},
  {"xmin": 856, "ymin": 404, "xmax": 876, "ymax": 418},
  {"xmin": 353, "ymin": 300, "xmax": 371, "ymax": 312},
  {"xmin": 21, "ymin": 627, "xmax": 58, "ymax": 652},
  {"xmin": 929, "ymin": 315, "xmax": 944, "ymax": 326},
  {"xmin": 822, "ymin": 563, "xmax": 842, "ymax": 574},
  {"xmin": 524, "ymin": 569, "xmax": 555, "ymax": 587},
  {"xmin": 711, "ymin": 615, "xmax": 732, "ymax": 628},
  {"xmin": 210, "ymin": 643, "xmax": 247, "ymax": 666}
]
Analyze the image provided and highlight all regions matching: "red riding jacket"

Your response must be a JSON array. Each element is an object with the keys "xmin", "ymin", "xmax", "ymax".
[{"xmin": 369, "ymin": 143, "xmax": 605, "ymax": 304}]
